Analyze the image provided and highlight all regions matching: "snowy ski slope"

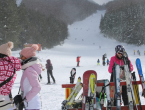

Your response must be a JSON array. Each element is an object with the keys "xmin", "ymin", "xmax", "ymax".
[{"xmin": 11, "ymin": 10, "xmax": 145, "ymax": 110}]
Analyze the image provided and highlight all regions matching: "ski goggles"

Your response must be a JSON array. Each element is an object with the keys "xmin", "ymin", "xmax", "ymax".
[
  {"xmin": 117, "ymin": 52, "xmax": 123, "ymax": 55},
  {"xmin": 20, "ymin": 54, "xmax": 23, "ymax": 59},
  {"xmin": 19, "ymin": 53, "xmax": 26, "ymax": 60}
]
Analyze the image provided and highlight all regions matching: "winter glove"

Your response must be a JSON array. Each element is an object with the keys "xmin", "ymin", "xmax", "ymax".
[{"xmin": 120, "ymin": 66, "xmax": 124, "ymax": 70}]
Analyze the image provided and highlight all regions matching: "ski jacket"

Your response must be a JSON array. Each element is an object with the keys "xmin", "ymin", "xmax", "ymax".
[
  {"xmin": 77, "ymin": 56, "xmax": 81, "ymax": 62},
  {"xmin": 102, "ymin": 54, "xmax": 106, "ymax": 61},
  {"xmin": 108, "ymin": 54, "xmax": 133, "ymax": 73},
  {"xmin": 0, "ymin": 56, "xmax": 21, "ymax": 96},
  {"xmin": 46, "ymin": 59, "xmax": 53, "ymax": 70},
  {"xmin": 107, "ymin": 60, "xmax": 109, "ymax": 63},
  {"xmin": 20, "ymin": 57, "xmax": 41, "ymax": 109}
]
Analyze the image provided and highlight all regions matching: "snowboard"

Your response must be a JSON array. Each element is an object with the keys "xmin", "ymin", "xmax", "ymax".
[{"xmin": 82, "ymin": 70, "xmax": 97, "ymax": 110}]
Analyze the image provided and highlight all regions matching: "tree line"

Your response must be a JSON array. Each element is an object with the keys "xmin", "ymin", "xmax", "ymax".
[
  {"xmin": 0, "ymin": 0, "xmax": 68, "ymax": 50},
  {"xmin": 22, "ymin": 0, "xmax": 99, "ymax": 25},
  {"xmin": 99, "ymin": 0, "xmax": 145, "ymax": 45},
  {"xmin": 0, "ymin": 0, "xmax": 100, "ymax": 50}
]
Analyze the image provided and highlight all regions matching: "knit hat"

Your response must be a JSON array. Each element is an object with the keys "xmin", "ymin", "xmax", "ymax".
[
  {"xmin": 0, "ymin": 41, "xmax": 13, "ymax": 56},
  {"xmin": 20, "ymin": 44, "xmax": 39, "ymax": 59}
]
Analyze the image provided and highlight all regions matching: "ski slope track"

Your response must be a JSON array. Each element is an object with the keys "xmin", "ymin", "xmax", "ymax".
[{"xmin": 11, "ymin": 10, "xmax": 145, "ymax": 110}]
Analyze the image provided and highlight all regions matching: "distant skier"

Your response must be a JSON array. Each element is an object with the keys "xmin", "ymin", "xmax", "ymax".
[
  {"xmin": 138, "ymin": 50, "xmax": 140, "ymax": 55},
  {"xmin": 102, "ymin": 53, "xmax": 107, "ymax": 66},
  {"xmin": 70, "ymin": 68, "xmax": 76, "ymax": 84},
  {"xmin": 97, "ymin": 59, "xmax": 100, "ymax": 65},
  {"xmin": 134, "ymin": 50, "xmax": 135, "ymax": 55},
  {"xmin": 76, "ymin": 56, "xmax": 81, "ymax": 67},
  {"xmin": 108, "ymin": 45, "xmax": 133, "ymax": 106},
  {"xmin": 137, "ymin": 50, "xmax": 140, "ymax": 55},
  {"xmin": 46, "ymin": 59, "xmax": 55, "ymax": 84},
  {"xmin": 107, "ymin": 59, "xmax": 109, "ymax": 65},
  {"xmin": 144, "ymin": 51, "xmax": 145, "ymax": 55}
]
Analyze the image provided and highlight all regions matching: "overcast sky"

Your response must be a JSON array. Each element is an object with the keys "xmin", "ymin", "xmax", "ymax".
[{"xmin": 92, "ymin": 0, "xmax": 113, "ymax": 5}]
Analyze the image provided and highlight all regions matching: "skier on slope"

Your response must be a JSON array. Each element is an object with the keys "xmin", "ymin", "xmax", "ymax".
[
  {"xmin": 107, "ymin": 59, "xmax": 109, "ymax": 65},
  {"xmin": 102, "ymin": 53, "xmax": 106, "ymax": 66},
  {"xmin": 97, "ymin": 59, "xmax": 100, "ymax": 65},
  {"xmin": 76, "ymin": 56, "xmax": 81, "ymax": 67},
  {"xmin": 108, "ymin": 45, "xmax": 133, "ymax": 106},
  {"xmin": 46, "ymin": 59, "xmax": 55, "ymax": 84}
]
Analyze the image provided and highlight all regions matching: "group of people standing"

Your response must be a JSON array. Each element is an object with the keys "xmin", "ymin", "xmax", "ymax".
[
  {"xmin": 0, "ymin": 41, "xmax": 134, "ymax": 109},
  {"xmin": 134, "ymin": 50, "xmax": 145, "ymax": 56},
  {"xmin": 97, "ymin": 54, "xmax": 109, "ymax": 66},
  {"xmin": 0, "ymin": 41, "xmax": 55, "ymax": 110}
]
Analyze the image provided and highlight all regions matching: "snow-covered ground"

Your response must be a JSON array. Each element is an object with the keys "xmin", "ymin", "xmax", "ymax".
[{"xmin": 11, "ymin": 10, "xmax": 145, "ymax": 110}]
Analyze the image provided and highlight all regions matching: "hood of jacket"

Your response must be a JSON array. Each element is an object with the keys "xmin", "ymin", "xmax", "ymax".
[
  {"xmin": 47, "ymin": 59, "xmax": 52, "ymax": 65},
  {"xmin": 21, "ymin": 57, "xmax": 41, "ymax": 75}
]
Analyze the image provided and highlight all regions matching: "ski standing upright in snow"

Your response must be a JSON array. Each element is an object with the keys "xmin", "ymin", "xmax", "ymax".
[
  {"xmin": 136, "ymin": 58, "xmax": 145, "ymax": 97},
  {"xmin": 114, "ymin": 64, "xmax": 121, "ymax": 110},
  {"xmin": 104, "ymin": 79, "xmax": 112, "ymax": 110}
]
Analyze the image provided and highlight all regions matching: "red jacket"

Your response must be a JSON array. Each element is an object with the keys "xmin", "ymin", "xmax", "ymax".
[
  {"xmin": 0, "ymin": 56, "xmax": 21, "ymax": 96},
  {"xmin": 108, "ymin": 54, "xmax": 133, "ymax": 73},
  {"xmin": 77, "ymin": 56, "xmax": 81, "ymax": 62}
]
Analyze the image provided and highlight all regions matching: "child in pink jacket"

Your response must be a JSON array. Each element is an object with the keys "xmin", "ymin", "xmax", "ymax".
[{"xmin": 20, "ymin": 44, "xmax": 42, "ymax": 110}]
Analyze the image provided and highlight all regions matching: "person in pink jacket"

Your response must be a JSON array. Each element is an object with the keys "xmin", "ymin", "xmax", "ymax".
[
  {"xmin": 108, "ymin": 45, "xmax": 133, "ymax": 106},
  {"xmin": 0, "ymin": 42, "xmax": 21, "ymax": 110},
  {"xmin": 20, "ymin": 44, "xmax": 42, "ymax": 110}
]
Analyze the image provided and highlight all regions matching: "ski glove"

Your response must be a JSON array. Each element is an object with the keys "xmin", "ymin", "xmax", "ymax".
[{"xmin": 120, "ymin": 66, "xmax": 124, "ymax": 70}]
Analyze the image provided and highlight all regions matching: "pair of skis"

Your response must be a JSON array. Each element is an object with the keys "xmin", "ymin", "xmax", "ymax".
[
  {"xmin": 82, "ymin": 71, "xmax": 111, "ymax": 110},
  {"xmin": 113, "ymin": 57, "xmax": 138, "ymax": 110},
  {"xmin": 95, "ymin": 79, "xmax": 112, "ymax": 110},
  {"xmin": 61, "ymin": 77, "xmax": 83, "ymax": 110},
  {"xmin": 105, "ymin": 58, "xmax": 144, "ymax": 110},
  {"xmin": 82, "ymin": 70, "xmax": 97, "ymax": 110},
  {"xmin": 112, "ymin": 57, "xmax": 144, "ymax": 110},
  {"xmin": 104, "ymin": 79, "xmax": 112, "ymax": 110},
  {"xmin": 118, "ymin": 55, "xmax": 139, "ymax": 110}
]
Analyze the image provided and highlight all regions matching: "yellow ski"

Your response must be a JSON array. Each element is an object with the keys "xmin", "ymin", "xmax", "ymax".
[{"xmin": 89, "ymin": 73, "xmax": 96, "ymax": 95}]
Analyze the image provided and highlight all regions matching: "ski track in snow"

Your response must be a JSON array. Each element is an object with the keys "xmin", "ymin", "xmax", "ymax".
[{"xmin": 11, "ymin": 10, "xmax": 145, "ymax": 110}]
